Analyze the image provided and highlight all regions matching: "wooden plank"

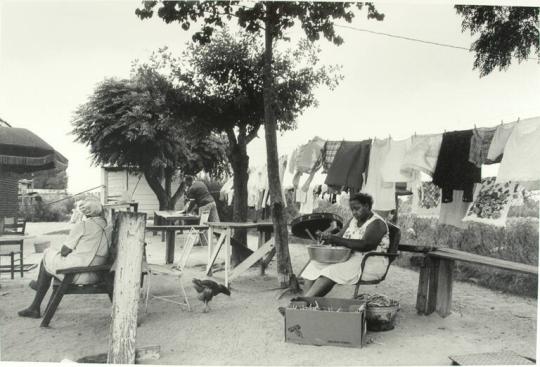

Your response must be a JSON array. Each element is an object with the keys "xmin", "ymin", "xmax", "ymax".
[
  {"xmin": 206, "ymin": 221, "xmax": 273, "ymax": 229},
  {"xmin": 430, "ymin": 249, "xmax": 537, "ymax": 275},
  {"xmin": 448, "ymin": 351, "xmax": 535, "ymax": 365},
  {"xmin": 229, "ymin": 238, "xmax": 275, "ymax": 281},
  {"xmin": 416, "ymin": 260, "xmax": 430, "ymax": 315},
  {"xmin": 224, "ymin": 228, "xmax": 231, "ymax": 287},
  {"xmin": 206, "ymin": 232, "xmax": 226, "ymax": 275},
  {"xmin": 425, "ymin": 257, "xmax": 440, "ymax": 315},
  {"xmin": 165, "ymin": 229, "xmax": 175, "ymax": 264},
  {"xmin": 207, "ymin": 226, "xmax": 213, "ymax": 274},
  {"xmin": 145, "ymin": 225, "xmax": 209, "ymax": 231},
  {"xmin": 436, "ymin": 259, "xmax": 454, "ymax": 318},
  {"xmin": 398, "ymin": 243, "xmax": 438, "ymax": 253},
  {"xmin": 107, "ymin": 212, "xmax": 147, "ymax": 365}
]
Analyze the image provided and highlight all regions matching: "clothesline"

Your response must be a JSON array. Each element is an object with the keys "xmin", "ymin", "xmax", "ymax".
[
  {"xmin": 279, "ymin": 115, "xmax": 540, "ymax": 227},
  {"xmin": 220, "ymin": 115, "xmax": 539, "ymax": 228}
]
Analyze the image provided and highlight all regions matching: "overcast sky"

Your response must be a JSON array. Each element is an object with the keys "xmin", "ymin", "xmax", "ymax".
[{"xmin": 1, "ymin": 1, "xmax": 539, "ymax": 193}]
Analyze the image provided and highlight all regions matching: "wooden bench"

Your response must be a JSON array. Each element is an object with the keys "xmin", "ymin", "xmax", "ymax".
[{"xmin": 414, "ymin": 247, "xmax": 538, "ymax": 317}]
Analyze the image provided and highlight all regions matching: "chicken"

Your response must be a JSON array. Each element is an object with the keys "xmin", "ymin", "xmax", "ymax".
[{"xmin": 192, "ymin": 278, "xmax": 231, "ymax": 313}]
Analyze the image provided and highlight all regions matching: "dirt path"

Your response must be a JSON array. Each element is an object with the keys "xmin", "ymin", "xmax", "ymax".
[{"xmin": 0, "ymin": 223, "xmax": 536, "ymax": 365}]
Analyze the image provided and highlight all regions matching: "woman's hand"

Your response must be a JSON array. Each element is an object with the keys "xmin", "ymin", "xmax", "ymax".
[{"xmin": 318, "ymin": 232, "xmax": 334, "ymax": 243}]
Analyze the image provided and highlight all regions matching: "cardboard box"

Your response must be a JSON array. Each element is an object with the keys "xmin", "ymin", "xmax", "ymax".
[{"xmin": 284, "ymin": 297, "xmax": 367, "ymax": 348}]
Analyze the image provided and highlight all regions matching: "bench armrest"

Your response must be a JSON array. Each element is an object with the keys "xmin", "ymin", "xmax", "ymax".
[{"xmin": 56, "ymin": 264, "xmax": 112, "ymax": 275}]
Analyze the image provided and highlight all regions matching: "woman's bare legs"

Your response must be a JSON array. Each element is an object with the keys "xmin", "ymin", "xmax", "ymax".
[{"xmin": 303, "ymin": 276, "xmax": 335, "ymax": 297}]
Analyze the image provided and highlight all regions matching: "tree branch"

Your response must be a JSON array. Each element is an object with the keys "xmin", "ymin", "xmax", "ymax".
[
  {"xmin": 225, "ymin": 127, "xmax": 238, "ymax": 148},
  {"xmin": 171, "ymin": 181, "xmax": 186, "ymax": 204},
  {"xmin": 144, "ymin": 169, "xmax": 166, "ymax": 203},
  {"xmin": 246, "ymin": 124, "xmax": 261, "ymax": 144}
]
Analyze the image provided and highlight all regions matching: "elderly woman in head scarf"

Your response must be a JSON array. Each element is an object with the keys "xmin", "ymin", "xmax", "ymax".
[{"xmin": 19, "ymin": 199, "xmax": 111, "ymax": 319}]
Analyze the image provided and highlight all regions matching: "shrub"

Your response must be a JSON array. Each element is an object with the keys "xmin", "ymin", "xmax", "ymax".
[
  {"xmin": 19, "ymin": 195, "xmax": 76, "ymax": 222},
  {"xmin": 397, "ymin": 214, "xmax": 539, "ymax": 297}
]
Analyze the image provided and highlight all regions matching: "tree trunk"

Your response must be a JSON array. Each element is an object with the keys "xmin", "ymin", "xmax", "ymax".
[
  {"xmin": 227, "ymin": 127, "xmax": 250, "ymax": 265},
  {"xmin": 263, "ymin": 4, "xmax": 296, "ymax": 289},
  {"xmin": 144, "ymin": 169, "xmax": 179, "ymax": 210}
]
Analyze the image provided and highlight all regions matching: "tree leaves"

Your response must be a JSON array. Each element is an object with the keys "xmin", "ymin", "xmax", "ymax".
[
  {"xmin": 456, "ymin": 5, "xmax": 539, "ymax": 77},
  {"xmin": 71, "ymin": 70, "xmax": 229, "ymax": 179}
]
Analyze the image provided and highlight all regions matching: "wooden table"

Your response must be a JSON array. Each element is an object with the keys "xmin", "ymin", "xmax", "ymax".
[
  {"xmin": 153, "ymin": 211, "xmax": 200, "ymax": 264},
  {"xmin": 206, "ymin": 222, "xmax": 274, "ymax": 288},
  {"xmin": 0, "ymin": 234, "xmax": 35, "ymax": 279}
]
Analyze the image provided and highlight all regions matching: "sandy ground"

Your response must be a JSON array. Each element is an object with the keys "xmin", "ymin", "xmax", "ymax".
[{"xmin": 0, "ymin": 222, "xmax": 537, "ymax": 365}]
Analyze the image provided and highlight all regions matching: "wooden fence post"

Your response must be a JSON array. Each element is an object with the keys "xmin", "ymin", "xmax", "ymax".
[
  {"xmin": 415, "ymin": 256, "xmax": 430, "ymax": 315},
  {"xmin": 107, "ymin": 211, "xmax": 147, "ymax": 364},
  {"xmin": 436, "ymin": 259, "xmax": 454, "ymax": 318},
  {"xmin": 425, "ymin": 257, "xmax": 440, "ymax": 315}
]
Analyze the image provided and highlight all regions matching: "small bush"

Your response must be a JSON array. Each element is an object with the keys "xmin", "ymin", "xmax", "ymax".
[
  {"xmin": 398, "ymin": 214, "xmax": 538, "ymax": 297},
  {"xmin": 19, "ymin": 195, "xmax": 76, "ymax": 222}
]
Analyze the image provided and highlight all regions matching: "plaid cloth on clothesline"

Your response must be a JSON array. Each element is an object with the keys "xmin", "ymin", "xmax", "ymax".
[{"xmin": 322, "ymin": 141, "xmax": 342, "ymax": 173}]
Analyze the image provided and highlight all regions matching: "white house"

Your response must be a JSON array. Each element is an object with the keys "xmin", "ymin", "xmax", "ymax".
[{"xmin": 100, "ymin": 167, "xmax": 185, "ymax": 217}]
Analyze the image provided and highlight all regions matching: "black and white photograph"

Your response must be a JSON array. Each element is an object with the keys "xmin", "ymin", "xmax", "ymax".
[{"xmin": 0, "ymin": 0, "xmax": 538, "ymax": 365}]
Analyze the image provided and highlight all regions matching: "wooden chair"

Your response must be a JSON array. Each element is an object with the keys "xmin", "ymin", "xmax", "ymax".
[
  {"xmin": 352, "ymin": 222, "xmax": 401, "ymax": 299},
  {"xmin": 40, "ymin": 216, "xmax": 147, "ymax": 328},
  {"xmin": 40, "ymin": 222, "xmax": 117, "ymax": 327},
  {"xmin": 144, "ymin": 227, "xmax": 199, "ymax": 312},
  {"xmin": 0, "ymin": 217, "xmax": 26, "ymax": 279}
]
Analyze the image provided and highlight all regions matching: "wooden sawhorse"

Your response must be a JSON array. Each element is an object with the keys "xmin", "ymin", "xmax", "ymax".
[{"xmin": 206, "ymin": 222, "xmax": 274, "ymax": 288}]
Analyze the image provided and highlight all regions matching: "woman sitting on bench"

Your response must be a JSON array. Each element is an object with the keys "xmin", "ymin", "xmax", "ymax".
[
  {"xmin": 301, "ymin": 192, "xmax": 389, "ymax": 297},
  {"xmin": 18, "ymin": 199, "xmax": 110, "ymax": 319}
]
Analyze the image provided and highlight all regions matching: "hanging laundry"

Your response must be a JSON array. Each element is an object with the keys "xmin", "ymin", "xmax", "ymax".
[
  {"xmin": 298, "ymin": 172, "xmax": 327, "ymax": 214},
  {"xmin": 411, "ymin": 180, "xmax": 441, "ymax": 217},
  {"xmin": 432, "ymin": 130, "xmax": 481, "ymax": 203},
  {"xmin": 486, "ymin": 122, "xmax": 516, "ymax": 163},
  {"xmin": 364, "ymin": 138, "xmax": 396, "ymax": 211},
  {"xmin": 219, "ymin": 176, "xmax": 235, "ymax": 206},
  {"xmin": 400, "ymin": 133, "xmax": 443, "ymax": 177},
  {"xmin": 247, "ymin": 165, "xmax": 267, "ymax": 208},
  {"xmin": 282, "ymin": 148, "xmax": 298, "ymax": 190},
  {"xmin": 380, "ymin": 137, "xmax": 414, "ymax": 183},
  {"xmin": 468, "ymin": 126, "xmax": 497, "ymax": 167},
  {"xmin": 497, "ymin": 117, "xmax": 540, "ymax": 183},
  {"xmin": 295, "ymin": 136, "xmax": 325, "ymax": 174},
  {"xmin": 337, "ymin": 190, "xmax": 350, "ymax": 208},
  {"xmin": 324, "ymin": 140, "xmax": 371, "ymax": 191},
  {"xmin": 321, "ymin": 140, "xmax": 343, "ymax": 173},
  {"xmin": 439, "ymin": 189, "xmax": 473, "ymax": 229},
  {"xmin": 463, "ymin": 177, "xmax": 526, "ymax": 227}
]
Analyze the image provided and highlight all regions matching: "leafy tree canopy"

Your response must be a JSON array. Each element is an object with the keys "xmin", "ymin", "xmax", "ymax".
[
  {"xmin": 456, "ymin": 5, "xmax": 539, "ymax": 76},
  {"xmin": 72, "ymin": 69, "xmax": 228, "ymax": 179},
  {"xmin": 136, "ymin": 1, "xmax": 384, "ymax": 45},
  {"xmin": 136, "ymin": 30, "xmax": 342, "ymax": 141}
]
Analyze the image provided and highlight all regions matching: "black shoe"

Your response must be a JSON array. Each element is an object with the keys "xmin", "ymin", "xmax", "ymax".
[
  {"xmin": 18, "ymin": 308, "xmax": 41, "ymax": 319},
  {"xmin": 29, "ymin": 280, "xmax": 38, "ymax": 291},
  {"xmin": 278, "ymin": 306, "xmax": 286, "ymax": 317}
]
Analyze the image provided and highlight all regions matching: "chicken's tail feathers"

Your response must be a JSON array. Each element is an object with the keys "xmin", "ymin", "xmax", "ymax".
[{"xmin": 219, "ymin": 284, "xmax": 231, "ymax": 296}]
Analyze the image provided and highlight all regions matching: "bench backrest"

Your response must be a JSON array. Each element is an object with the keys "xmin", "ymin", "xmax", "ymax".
[{"xmin": 387, "ymin": 222, "xmax": 401, "ymax": 263}]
